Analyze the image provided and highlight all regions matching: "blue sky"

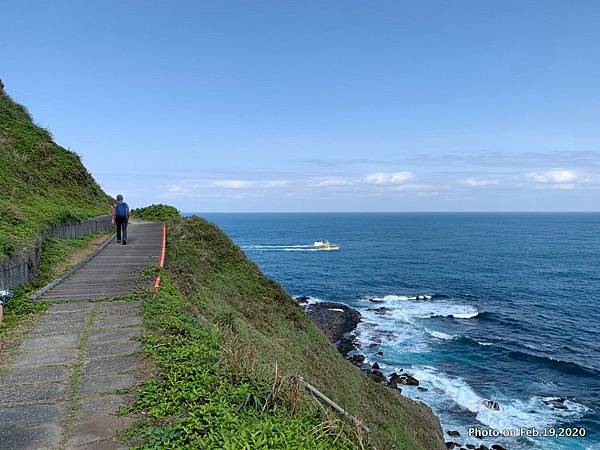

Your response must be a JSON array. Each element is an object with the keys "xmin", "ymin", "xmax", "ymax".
[{"xmin": 2, "ymin": 0, "xmax": 600, "ymax": 211}]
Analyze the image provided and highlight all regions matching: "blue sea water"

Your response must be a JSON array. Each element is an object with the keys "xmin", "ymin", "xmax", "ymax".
[{"xmin": 195, "ymin": 212, "xmax": 600, "ymax": 450}]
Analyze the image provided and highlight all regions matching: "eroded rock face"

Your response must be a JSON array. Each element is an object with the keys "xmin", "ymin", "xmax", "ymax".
[{"xmin": 303, "ymin": 301, "xmax": 361, "ymax": 343}]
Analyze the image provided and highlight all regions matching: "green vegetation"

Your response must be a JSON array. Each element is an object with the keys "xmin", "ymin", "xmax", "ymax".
[
  {"xmin": 127, "ymin": 275, "xmax": 357, "ymax": 449},
  {"xmin": 0, "ymin": 90, "xmax": 112, "ymax": 258},
  {"xmin": 131, "ymin": 204, "xmax": 180, "ymax": 222},
  {"xmin": 0, "ymin": 234, "xmax": 99, "ymax": 336},
  {"xmin": 129, "ymin": 216, "xmax": 443, "ymax": 449}
]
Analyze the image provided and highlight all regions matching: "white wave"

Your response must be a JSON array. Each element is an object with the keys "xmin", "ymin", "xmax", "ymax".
[
  {"xmin": 328, "ymin": 308, "xmax": 344, "ymax": 312},
  {"xmin": 427, "ymin": 330, "xmax": 455, "ymax": 340},
  {"xmin": 452, "ymin": 311, "xmax": 479, "ymax": 319},
  {"xmin": 409, "ymin": 366, "xmax": 590, "ymax": 431},
  {"xmin": 369, "ymin": 294, "xmax": 432, "ymax": 302},
  {"xmin": 363, "ymin": 294, "xmax": 478, "ymax": 322},
  {"xmin": 387, "ymin": 301, "xmax": 479, "ymax": 322},
  {"xmin": 355, "ymin": 316, "xmax": 432, "ymax": 353},
  {"xmin": 354, "ymin": 298, "xmax": 478, "ymax": 355},
  {"xmin": 294, "ymin": 295, "xmax": 324, "ymax": 306}
]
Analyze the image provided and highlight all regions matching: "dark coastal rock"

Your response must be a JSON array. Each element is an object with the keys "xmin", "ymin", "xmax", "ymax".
[
  {"xmin": 542, "ymin": 397, "xmax": 568, "ymax": 410},
  {"xmin": 445, "ymin": 442, "xmax": 460, "ymax": 449},
  {"xmin": 417, "ymin": 386, "xmax": 429, "ymax": 392},
  {"xmin": 337, "ymin": 334, "xmax": 358, "ymax": 357},
  {"xmin": 304, "ymin": 301, "xmax": 361, "ymax": 344},
  {"xmin": 398, "ymin": 374, "xmax": 419, "ymax": 386},
  {"xmin": 481, "ymin": 399, "xmax": 502, "ymax": 411},
  {"xmin": 368, "ymin": 297, "xmax": 385, "ymax": 303},
  {"xmin": 466, "ymin": 445, "xmax": 477, "ymax": 449},
  {"xmin": 351, "ymin": 354, "xmax": 365, "ymax": 363},
  {"xmin": 372, "ymin": 362, "xmax": 380, "ymax": 369},
  {"xmin": 387, "ymin": 381, "xmax": 398, "ymax": 389},
  {"xmin": 478, "ymin": 446, "xmax": 489, "ymax": 450},
  {"xmin": 368, "ymin": 369, "xmax": 386, "ymax": 383},
  {"xmin": 491, "ymin": 445, "xmax": 507, "ymax": 450},
  {"xmin": 376, "ymin": 351, "xmax": 384, "ymax": 356},
  {"xmin": 390, "ymin": 373, "xmax": 401, "ymax": 384},
  {"xmin": 447, "ymin": 430, "xmax": 461, "ymax": 437},
  {"xmin": 295, "ymin": 295, "xmax": 310, "ymax": 304}
]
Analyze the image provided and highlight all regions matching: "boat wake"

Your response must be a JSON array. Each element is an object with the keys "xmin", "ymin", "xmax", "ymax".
[
  {"xmin": 242, "ymin": 244, "xmax": 319, "ymax": 252},
  {"xmin": 242, "ymin": 241, "xmax": 340, "ymax": 252}
]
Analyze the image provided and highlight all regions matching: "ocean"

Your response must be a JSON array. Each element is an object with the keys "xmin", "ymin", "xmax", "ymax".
[{"xmin": 195, "ymin": 212, "xmax": 600, "ymax": 450}]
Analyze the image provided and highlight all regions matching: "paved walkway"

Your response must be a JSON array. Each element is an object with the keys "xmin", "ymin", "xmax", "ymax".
[
  {"xmin": 0, "ymin": 222, "xmax": 163, "ymax": 449},
  {"xmin": 42, "ymin": 222, "xmax": 163, "ymax": 302}
]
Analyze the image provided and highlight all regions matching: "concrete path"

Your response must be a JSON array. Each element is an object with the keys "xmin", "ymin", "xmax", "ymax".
[
  {"xmin": 0, "ymin": 222, "xmax": 163, "ymax": 449},
  {"xmin": 42, "ymin": 222, "xmax": 163, "ymax": 302}
]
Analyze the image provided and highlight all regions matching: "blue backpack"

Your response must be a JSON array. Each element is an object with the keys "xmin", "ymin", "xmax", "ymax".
[{"xmin": 115, "ymin": 202, "xmax": 128, "ymax": 218}]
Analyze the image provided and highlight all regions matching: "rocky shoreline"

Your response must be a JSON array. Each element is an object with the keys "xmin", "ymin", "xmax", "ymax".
[
  {"xmin": 297, "ymin": 296, "xmax": 361, "ymax": 356},
  {"xmin": 296, "ymin": 296, "xmax": 510, "ymax": 450}
]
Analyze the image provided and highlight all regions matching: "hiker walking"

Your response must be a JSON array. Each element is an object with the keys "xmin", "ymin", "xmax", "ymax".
[{"xmin": 112, "ymin": 194, "xmax": 130, "ymax": 245}]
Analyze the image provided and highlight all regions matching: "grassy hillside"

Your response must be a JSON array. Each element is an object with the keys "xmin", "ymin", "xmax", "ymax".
[
  {"xmin": 129, "ymin": 216, "xmax": 444, "ymax": 449},
  {"xmin": 131, "ymin": 204, "xmax": 180, "ymax": 221},
  {"xmin": 0, "ymin": 88, "xmax": 112, "ymax": 258}
]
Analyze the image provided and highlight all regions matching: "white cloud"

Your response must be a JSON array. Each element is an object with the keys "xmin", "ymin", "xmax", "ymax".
[
  {"xmin": 209, "ymin": 179, "xmax": 256, "ymax": 189},
  {"xmin": 167, "ymin": 184, "xmax": 185, "ymax": 193},
  {"xmin": 365, "ymin": 171, "xmax": 414, "ymax": 185},
  {"xmin": 263, "ymin": 180, "xmax": 289, "ymax": 188},
  {"xmin": 207, "ymin": 179, "xmax": 289, "ymax": 189},
  {"xmin": 311, "ymin": 177, "xmax": 352, "ymax": 187},
  {"xmin": 528, "ymin": 169, "xmax": 577, "ymax": 184},
  {"xmin": 462, "ymin": 178, "xmax": 498, "ymax": 187}
]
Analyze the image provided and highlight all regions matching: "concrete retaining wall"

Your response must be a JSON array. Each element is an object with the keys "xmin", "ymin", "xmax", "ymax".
[{"xmin": 0, "ymin": 215, "xmax": 113, "ymax": 290}]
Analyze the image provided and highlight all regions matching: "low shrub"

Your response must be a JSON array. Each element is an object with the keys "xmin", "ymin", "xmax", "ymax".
[{"xmin": 131, "ymin": 204, "xmax": 180, "ymax": 222}]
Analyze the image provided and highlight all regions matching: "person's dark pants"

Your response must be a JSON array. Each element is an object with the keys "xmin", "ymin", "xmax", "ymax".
[{"xmin": 115, "ymin": 217, "xmax": 128, "ymax": 242}]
